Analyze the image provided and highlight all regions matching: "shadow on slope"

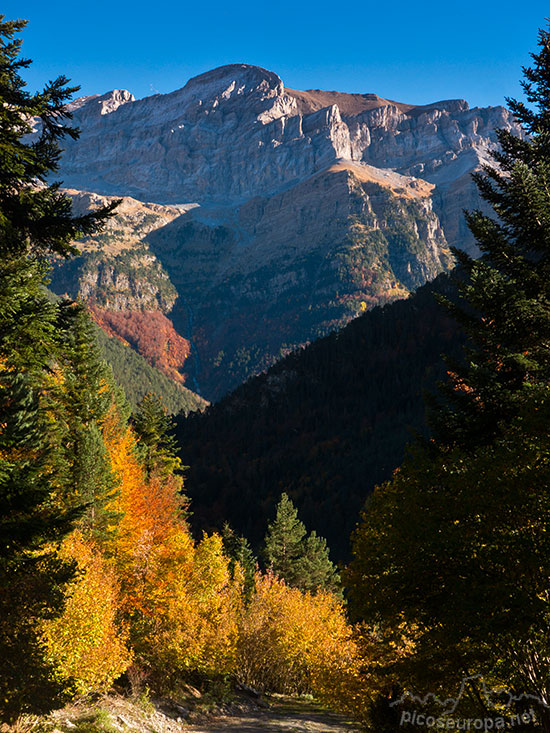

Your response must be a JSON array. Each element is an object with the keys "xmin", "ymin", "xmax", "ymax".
[{"xmin": 175, "ymin": 272, "xmax": 463, "ymax": 561}]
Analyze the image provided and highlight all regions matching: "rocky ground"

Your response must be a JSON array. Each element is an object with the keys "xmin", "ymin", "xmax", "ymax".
[{"xmin": 26, "ymin": 690, "xmax": 360, "ymax": 733}]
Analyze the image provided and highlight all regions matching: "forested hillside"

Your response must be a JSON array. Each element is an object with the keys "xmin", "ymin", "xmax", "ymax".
[
  {"xmin": 95, "ymin": 326, "xmax": 207, "ymax": 414},
  {"xmin": 46, "ymin": 286, "xmax": 206, "ymax": 414},
  {"xmin": 176, "ymin": 272, "xmax": 464, "ymax": 559}
]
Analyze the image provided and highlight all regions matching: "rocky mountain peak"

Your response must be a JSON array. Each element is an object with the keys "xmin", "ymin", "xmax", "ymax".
[
  {"xmin": 286, "ymin": 87, "xmax": 414, "ymax": 116},
  {"xmin": 51, "ymin": 64, "xmax": 524, "ymax": 401},
  {"xmin": 68, "ymin": 89, "xmax": 135, "ymax": 117},
  {"xmin": 181, "ymin": 63, "xmax": 284, "ymax": 99},
  {"xmin": 410, "ymin": 99, "xmax": 469, "ymax": 116},
  {"xmin": 57, "ymin": 63, "xmax": 521, "ymax": 253}
]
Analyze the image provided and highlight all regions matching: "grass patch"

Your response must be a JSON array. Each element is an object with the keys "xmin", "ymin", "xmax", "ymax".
[{"xmin": 70, "ymin": 709, "xmax": 119, "ymax": 733}]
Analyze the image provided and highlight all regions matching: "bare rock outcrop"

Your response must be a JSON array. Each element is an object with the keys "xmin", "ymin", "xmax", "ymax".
[
  {"xmin": 57, "ymin": 63, "xmax": 521, "ymax": 255},
  {"xmin": 49, "ymin": 64, "xmax": 522, "ymax": 397}
]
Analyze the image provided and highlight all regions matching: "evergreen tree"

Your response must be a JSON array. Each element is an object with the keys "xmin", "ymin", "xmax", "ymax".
[
  {"xmin": 264, "ymin": 493, "xmax": 307, "ymax": 586},
  {"xmin": 347, "ymin": 24, "xmax": 550, "ymax": 728},
  {"xmin": 264, "ymin": 493, "xmax": 338, "ymax": 592},
  {"xmin": 0, "ymin": 15, "xmax": 118, "ymax": 720},
  {"xmin": 221, "ymin": 522, "xmax": 257, "ymax": 599},
  {"xmin": 0, "ymin": 368, "xmax": 79, "ymax": 719},
  {"xmin": 0, "ymin": 17, "xmax": 117, "ymax": 258},
  {"xmin": 133, "ymin": 392, "xmax": 183, "ymax": 478},
  {"xmin": 54, "ymin": 301, "xmax": 119, "ymax": 536},
  {"xmin": 296, "ymin": 531, "xmax": 340, "ymax": 593},
  {"xmin": 428, "ymin": 26, "xmax": 550, "ymax": 450}
]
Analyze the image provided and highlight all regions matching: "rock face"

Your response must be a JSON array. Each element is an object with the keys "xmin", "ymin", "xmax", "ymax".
[
  {"xmin": 53, "ymin": 165, "xmax": 451, "ymax": 397},
  {"xmin": 50, "ymin": 64, "xmax": 522, "ymax": 399},
  {"xmin": 58, "ymin": 63, "xmax": 520, "ymax": 255},
  {"xmin": 49, "ymin": 192, "xmax": 192, "ymax": 386}
]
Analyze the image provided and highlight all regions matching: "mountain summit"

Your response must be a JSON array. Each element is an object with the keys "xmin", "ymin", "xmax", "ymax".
[
  {"xmin": 50, "ymin": 65, "xmax": 521, "ymax": 398},
  {"xmin": 57, "ymin": 63, "xmax": 519, "ymax": 251}
]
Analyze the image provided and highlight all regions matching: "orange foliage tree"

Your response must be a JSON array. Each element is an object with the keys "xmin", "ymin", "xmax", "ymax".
[
  {"xmin": 102, "ymin": 404, "xmax": 243, "ymax": 686},
  {"xmin": 41, "ymin": 366, "xmax": 369, "ymax": 706}
]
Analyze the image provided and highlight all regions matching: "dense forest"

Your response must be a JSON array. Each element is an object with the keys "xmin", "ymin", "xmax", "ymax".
[
  {"xmin": 175, "ymin": 272, "xmax": 464, "ymax": 560},
  {"xmin": 4, "ymin": 11, "xmax": 550, "ymax": 733},
  {"xmin": 95, "ymin": 324, "xmax": 206, "ymax": 415},
  {"xmin": 47, "ymin": 285, "xmax": 207, "ymax": 414}
]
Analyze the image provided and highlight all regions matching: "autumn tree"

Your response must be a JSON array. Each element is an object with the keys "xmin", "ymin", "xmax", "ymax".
[
  {"xmin": 41, "ymin": 531, "xmax": 132, "ymax": 695},
  {"xmin": 236, "ymin": 572, "xmax": 357, "ymax": 701}
]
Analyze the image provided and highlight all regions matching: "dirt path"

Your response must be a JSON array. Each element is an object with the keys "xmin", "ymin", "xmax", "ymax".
[{"xmin": 187, "ymin": 697, "xmax": 361, "ymax": 733}]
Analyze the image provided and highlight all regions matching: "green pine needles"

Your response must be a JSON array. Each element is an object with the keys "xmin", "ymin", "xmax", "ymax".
[
  {"xmin": 347, "ymin": 23, "xmax": 550, "ymax": 729},
  {"xmin": 263, "ymin": 493, "xmax": 339, "ymax": 593},
  {"xmin": 429, "ymin": 26, "xmax": 550, "ymax": 449},
  {"xmin": 0, "ymin": 15, "xmax": 119, "ymax": 721}
]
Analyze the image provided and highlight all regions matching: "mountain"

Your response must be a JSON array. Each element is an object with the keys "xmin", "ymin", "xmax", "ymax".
[
  {"xmin": 47, "ymin": 64, "xmax": 519, "ymax": 400},
  {"xmin": 174, "ymin": 274, "xmax": 464, "ymax": 560}
]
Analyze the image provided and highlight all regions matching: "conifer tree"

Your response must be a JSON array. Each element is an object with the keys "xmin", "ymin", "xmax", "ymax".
[
  {"xmin": 428, "ymin": 25, "xmax": 550, "ymax": 450},
  {"xmin": 264, "ymin": 493, "xmax": 338, "ymax": 591},
  {"xmin": 0, "ymin": 367, "xmax": 80, "ymax": 719},
  {"xmin": 297, "ymin": 531, "xmax": 340, "ymax": 593},
  {"xmin": 0, "ymin": 15, "xmax": 118, "ymax": 720},
  {"xmin": 347, "ymin": 24, "xmax": 550, "ymax": 726},
  {"xmin": 133, "ymin": 392, "xmax": 183, "ymax": 478},
  {"xmin": 0, "ymin": 17, "xmax": 117, "ymax": 258},
  {"xmin": 264, "ymin": 493, "xmax": 307, "ymax": 585},
  {"xmin": 221, "ymin": 522, "xmax": 257, "ymax": 598},
  {"xmin": 54, "ymin": 301, "xmax": 119, "ymax": 535}
]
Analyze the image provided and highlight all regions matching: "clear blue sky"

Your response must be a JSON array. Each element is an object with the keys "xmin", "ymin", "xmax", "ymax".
[{"xmin": 6, "ymin": 1, "xmax": 550, "ymax": 109}]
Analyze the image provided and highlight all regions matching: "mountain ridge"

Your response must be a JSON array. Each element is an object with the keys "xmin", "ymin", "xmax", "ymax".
[{"xmin": 47, "ymin": 64, "xmax": 520, "ymax": 398}]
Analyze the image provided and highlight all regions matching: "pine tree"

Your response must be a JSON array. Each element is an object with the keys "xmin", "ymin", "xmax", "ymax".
[
  {"xmin": 264, "ymin": 493, "xmax": 338, "ymax": 592},
  {"xmin": 347, "ymin": 25, "xmax": 550, "ymax": 728},
  {"xmin": 0, "ymin": 368, "xmax": 79, "ymax": 719},
  {"xmin": 264, "ymin": 493, "xmax": 307, "ymax": 586},
  {"xmin": 0, "ymin": 17, "xmax": 117, "ymax": 258},
  {"xmin": 54, "ymin": 301, "xmax": 119, "ymax": 536},
  {"xmin": 0, "ymin": 15, "xmax": 118, "ymax": 720},
  {"xmin": 297, "ymin": 531, "xmax": 340, "ymax": 593},
  {"xmin": 133, "ymin": 392, "xmax": 183, "ymax": 478},
  {"xmin": 429, "ymin": 26, "xmax": 550, "ymax": 450},
  {"xmin": 221, "ymin": 522, "xmax": 257, "ymax": 598}
]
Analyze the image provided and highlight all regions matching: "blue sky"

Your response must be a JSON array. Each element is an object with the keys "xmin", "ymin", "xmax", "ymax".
[{"xmin": 6, "ymin": 1, "xmax": 550, "ymax": 109}]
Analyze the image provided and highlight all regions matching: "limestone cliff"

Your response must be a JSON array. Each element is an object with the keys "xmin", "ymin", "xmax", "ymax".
[
  {"xmin": 54, "ymin": 163, "xmax": 451, "ymax": 398},
  {"xmin": 57, "ymin": 63, "xmax": 520, "ymax": 256},
  {"xmin": 49, "ymin": 63, "xmax": 520, "ymax": 398},
  {"xmin": 49, "ymin": 193, "xmax": 192, "ymax": 386}
]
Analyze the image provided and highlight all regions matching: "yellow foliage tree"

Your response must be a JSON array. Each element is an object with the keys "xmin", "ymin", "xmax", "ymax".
[
  {"xmin": 150, "ymin": 533, "xmax": 244, "ymax": 679},
  {"xmin": 237, "ymin": 572, "xmax": 361, "ymax": 705},
  {"xmin": 42, "ymin": 530, "xmax": 132, "ymax": 695}
]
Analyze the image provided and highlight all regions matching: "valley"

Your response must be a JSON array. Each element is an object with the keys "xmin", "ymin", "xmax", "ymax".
[{"xmin": 4, "ymin": 8, "xmax": 550, "ymax": 732}]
